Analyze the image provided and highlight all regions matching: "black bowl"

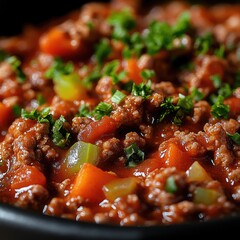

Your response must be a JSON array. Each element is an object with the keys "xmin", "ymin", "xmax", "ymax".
[
  {"xmin": 0, "ymin": 0, "xmax": 240, "ymax": 239},
  {"xmin": 0, "ymin": 202, "xmax": 239, "ymax": 240}
]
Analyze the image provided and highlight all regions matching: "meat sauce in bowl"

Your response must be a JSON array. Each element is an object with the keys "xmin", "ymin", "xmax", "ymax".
[{"xmin": 0, "ymin": 0, "xmax": 240, "ymax": 228}]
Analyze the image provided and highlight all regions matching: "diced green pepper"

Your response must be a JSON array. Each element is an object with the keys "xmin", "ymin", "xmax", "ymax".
[{"xmin": 63, "ymin": 141, "xmax": 100, "ymax": 177}]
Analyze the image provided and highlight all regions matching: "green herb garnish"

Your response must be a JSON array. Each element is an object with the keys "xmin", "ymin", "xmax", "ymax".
[
  {"xmin": 52, "ymin": 116, "xmax": 71, "ymax": 148},
  {"xmin": 111, "ymin": 90, "xmax": 126, "ymax": 104},
  {"xmin": 94, "ymin": 39, "xmax": 112, "ymax": 65},
  {"xmin": 131, "ymin": 80, "xmax": 152, "ymax": 99},
  {"xmin": 211, "ymin": 96, "xmax": 230, "ymax": 119},
  {"xmin": 107, "ymin": 10, "xmax": 136, "ymax": 42},
  {"xmin": 227, "ymin": 132, "xmax": 240, "ymax": 145},
  {"xmin": 124, "ymin": 143, "xmax": 145, "ymax": 167},
  {"xmin": 92, "ymin": 102, "xmax": 113, "ymax": 120},
  {"xmin": 165, "ymin": 176, "xmax": 178, "ymax": 193}
]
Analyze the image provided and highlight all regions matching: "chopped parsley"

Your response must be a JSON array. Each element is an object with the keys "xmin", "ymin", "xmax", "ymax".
[
  {"xmin": 131, "ymin": 80, "xmax": 152, "ymax": 99},
  {"xmin": 21, "ymin": 108, "xmax": 71, "ymax": 148},
  {"xmin": 12, "ymin": 104, "xmax": 22, "ymax": 117},
  {"xmin": 172, "ymin": 12, "xmax": 191, "ymax": 37},
  {"xmin": 111, "ymin": 90, "xmax": 126, "ymax": 104},
  {"xmin": 82, "ymin": 66, "xmax": 102, "ymax": 89},
  {"xmin": 21, "ymin": 108, "xmax": 54, "ymax": 124},
  {"xmin": 141, "ymin": 69, "xmax": 155, "ymax": 81},
  {"xmin": 218, "ymin": 83, "xmax": 232, "ymax": 99},
  {"xmin": 211, "ymin": 96, "xmax": 230, "ymax": 119},
  {"xmin": 91, "ymin": 102, "xmax": 113, "ymax": 120},
  {"xmin": 123, "ymin": 32, "xmax": 144, "ymax": 58},
  {"xmin": 77, "ymin": 103, "xmax": 91, "ymax": 117},
  {"xmin": 144, "ymin": 12, "xmax": 191, "ymax": 55},
  {"xmin": 103, "ymin": 60, "xmax": 127, "ymax": 84},
  {"xmin": 210, "ymin": 75, "xmax": 232, "ymax": 101},
  {"xmin": 214, "ymin": 44, "xmax": 225, "ymax": 59},
  {"xmin": 94, "ymin": 39, "xmax": 112, "ymax": 65},
  {"xmin": 77, "ymin": 101, "xmax": 113, "ymax": 120},
  {"xmin": 227, "ymin": 132, "xmax": 240, "ymax": 145},
  {"xmin": 124, "ymin": 143, "xmax": 145, "ymax": 167},
  {"xmin": 45, "ymin": 58, "xmax": 74, "ymax": 80},
  {"xmin": 0, "ymin": 51, "xmax": 26, "ymax": 83},
  {"xmin": 194, "ymin": 32, "xmax": 213, "ymax": 55},
  {"xmin": 159, "ymin": 97, "xmax": 179, "ymax": 122},
  {"xmin": 52, "ymin": 116, "xmax": 71, "ymax": 148},
  {"xmin": 107, "ymin": 10, "xmax": 136, "ymax": 42},
  {"xmin": 190, "ymin": 88, "xmax": 204, "ymax": 101},
  {"xmin": 159, "ymin": 94, "xmax": 194, "ymax": 125}
]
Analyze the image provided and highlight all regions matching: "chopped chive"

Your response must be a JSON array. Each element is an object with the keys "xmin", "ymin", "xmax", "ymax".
[
  {"xmin": 124, "ymin": 143, "xmax": 145, "ymax": 167},
  {"xmin": 165, "ymin": 176, "xmax": 178, "ymax": 193},
  {"xmin": 111, "ymin": 90, "xmax": 126, "ymax": 104},
  {"xmin": 210, "ymin": 75, "xmax": 222, "ymax": 88},
  {"xmin": 211, "ymin": 96, "xmax": 230, "ymax": 119},
  {"xmin": 141, "ymin": 69, "xmax": 155, "ymax": 81},
  {"xmin": 227, "ymin": 132, "xmax": 240, "ymax": 145}
]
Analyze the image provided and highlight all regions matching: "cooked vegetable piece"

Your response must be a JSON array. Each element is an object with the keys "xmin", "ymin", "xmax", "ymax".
[
  {"xmin": 63, "ymin": 141, "xmax": 100, "ymax": 177},
  {"xmin": 0, "ymin": 102, "xmax": 13, "ymax": 128},
  {"xmin": 193, "ymin": 187, "xmax": 220, "ymax": 205},
  {"xmin": 187, "ymin": 161, "xmax": 212, "ymax": 182},
  {"xmin": 165, "ymin": 176, "xmax": 178, "ymax": 193},
  {"xmin": 70, "ymin": 163, "xmax": 117, "ymax": 202},
  {"xmin": 40, "ymin": 27, "xmax": 79, "ymax": 57},
  {"xmin": 54, "ymin": 73, "xmax": 87, "ymax": 101},
  {"xmin": 103, "ymin": 177, "xmax": 138, "ymax": 202},
  {"xmin": 11, "ymin": 166, "xmax": 46, "ymax": 190},
  {"xmin": 164, "ymin": 143, "xmax": 193, "ymax": 171},
  {"xmin": 224, "ymin": 97, "xmax": 240, "ymax": 117},
  {"xmin": 78, "ymin": 116, "xmax": 117, "ymax": 143},
  {"xmin": 126, "ymin": 58, "xmax": 143, "ymax": 84}
]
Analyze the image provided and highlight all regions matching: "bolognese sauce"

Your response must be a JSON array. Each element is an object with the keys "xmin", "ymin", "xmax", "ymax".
[{"xmin": 0, "ymin": 0, "xmax": 240, "ymax": 226}]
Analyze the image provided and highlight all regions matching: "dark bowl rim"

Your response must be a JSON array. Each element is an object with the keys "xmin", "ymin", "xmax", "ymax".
[{"xmin": 0, "ymin": 202, "xmax": 240, "ymax": 240}]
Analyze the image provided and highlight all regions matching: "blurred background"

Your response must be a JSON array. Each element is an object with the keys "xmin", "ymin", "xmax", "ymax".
[
  {"xmin": 0, "ymin": 0, "xmax": 239, "ymax": 36},
  {"xmin": 0, "ymin": 0, "xmax": 89, "ymax": 35}
]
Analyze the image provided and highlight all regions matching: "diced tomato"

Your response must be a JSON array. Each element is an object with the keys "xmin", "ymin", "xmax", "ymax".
[
  {"xmin": 39, "ymin": 27, "xmax": 80, "ymax": 58},
  {"xmin": 0, "ymin": 102, "xmax": 13, "ymax": 129},
  {"xmin": 78, "ymin": 116, "xmax": 117, "ymax": 144},
  {"xmin": 70, "ymin": 163, "xmax": 117, "ymax": 203},
  {"xmin": 224, "ymin": 97, "xmax": 240, "ymax": 117},
  {"xmin": 125, "ymin": 58, "xmax": 143, "ymax": 84},
  {"xmin": 163, "ymin": 142, "xmax": 193, "ymax": 171},
  {"xmin": 11, "ymin": 165, "xmax": 46, "ymax": 190}
]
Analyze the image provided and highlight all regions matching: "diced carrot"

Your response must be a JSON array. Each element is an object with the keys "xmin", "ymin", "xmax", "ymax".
[
  {"xmin": 224, "ymin": 97, "xmax": 240, "ymax": 117},
  {"xmin": 133, "ymin": 157, "xmax": 165, "ymax": 177},
  {"xmin": 39, "ymin": 27, "xmax": 79, "ymax": 58},
  {"xmin": 11, "ymin": 165, "xmax": 46, "ymax": 190},
  {"xmin": 163, "ymin": 142, "xmax": 193, "ymax": 171},
  {"xmin": 0, "ymin": 102, "xmax": 13, "ymax": 129},
  {"xmin": 70, "ymin": 163, "xmax": 117, "ymax": 203},
  {"xmin": 111, "ymin": 151, "xmax": 164, "ymax": 178},
  {"xmin": 125, "ymin": 58, "xmax": 143, "ymax": 84},
  {"xmin": 78, "ymin": 116, "xmax": 117, "ymax": 144}
]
